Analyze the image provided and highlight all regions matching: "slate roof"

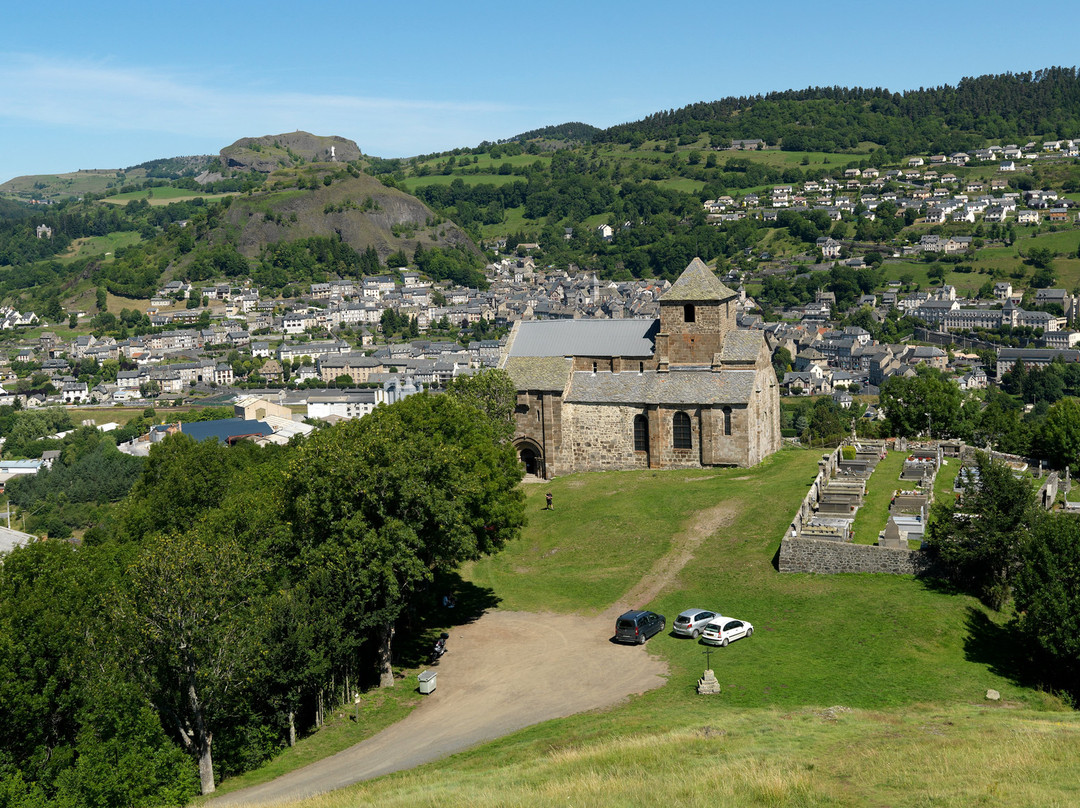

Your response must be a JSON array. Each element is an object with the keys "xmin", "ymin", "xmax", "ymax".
[
  {"xmin": 502, "ymin": 356, "xmax": 573, "ymax": 391},
  {"xmin": 659, "ymin": 258, "xmax": 737, "ymax": 303},
  {"xmin": 508, "ymin": 319, "xmax": 658, "ymax": 358},
  {"xmin": 180, "ymin": 419, "xmax": 274, "ymax": 443},
  {"xmin": 720, "ymin": 330, "xmax": 764, "ymax": 363},
  {"xmin": 566, "ymin": 368, "xmax": 758, "ymax": 405}
]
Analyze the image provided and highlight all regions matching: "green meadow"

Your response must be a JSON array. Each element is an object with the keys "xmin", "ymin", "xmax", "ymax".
[{"xmin": 217, "ymin": 448, "xmax": 1078, "ymax": 806}]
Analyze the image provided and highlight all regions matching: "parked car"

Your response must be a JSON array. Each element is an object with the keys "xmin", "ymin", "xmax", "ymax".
[
  {"xmin": 700, "ymin": 617, "xmax": 754, "ymax": 647},
  {"xmin": 615, "ymin": 610, "xmax": 666, "ymax": 644},
  {"xmin": 672, "ymin": 608, "xmax": 718, "ymax": 639}
]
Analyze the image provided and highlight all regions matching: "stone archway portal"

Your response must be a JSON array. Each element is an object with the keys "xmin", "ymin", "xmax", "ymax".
[{"xmin": 516, "ymin": 441, "xmax": 545, "ymax": 478}]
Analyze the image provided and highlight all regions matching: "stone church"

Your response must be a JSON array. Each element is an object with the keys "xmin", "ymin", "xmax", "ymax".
[{"xmin": 501, "ymin": 258, "xmax": 781, "ymax": 478}]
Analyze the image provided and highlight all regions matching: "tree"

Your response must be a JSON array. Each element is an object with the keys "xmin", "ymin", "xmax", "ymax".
[
  {"xmin": 124, "ymin": 533, "xmax": 268, "ymax": 795},
  {"xmin": 1014, "ymin": 513, "xmax": 1080, "ymax": 694},
  {"xmin": 771, "ymin": 346, "xmax": 793, "ymax": 382},
  {"xmin": 283, "ymin": 393, "xmax": 525, "ymax": 688},
  {"xmin": 1035, "ymin": 397, "xmax": 1080, "ymax": 473},
  {"xmin": 444, "ymin": 368, "xmax": 517, "ymax": 440},
  {"xmin": 879, "ymin": 367, "xmax": 964, "ymax": 438},
  {"xmin": 925, "ymin": 452, "xmax": 1037, "ymax": 609}
]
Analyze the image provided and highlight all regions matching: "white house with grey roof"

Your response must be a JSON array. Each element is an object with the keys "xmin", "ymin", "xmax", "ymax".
[{"xmin": 501, "ymin": 258, "xmax": 780, "ymax": 478}]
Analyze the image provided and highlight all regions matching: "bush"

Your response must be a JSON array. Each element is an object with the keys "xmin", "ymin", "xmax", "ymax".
[{"xmin": 842, "ymin": 445, "xmax": 857, "ymax": 460}]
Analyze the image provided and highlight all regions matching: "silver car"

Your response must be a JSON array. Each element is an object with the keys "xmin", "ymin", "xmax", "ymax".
[
  {"xmin": 700, "ymin": 617, "xmax": 754, "ymax": 647},
  {"xmin": 672, "ymin": 608, "xmax": 718, "ymax": 639}
]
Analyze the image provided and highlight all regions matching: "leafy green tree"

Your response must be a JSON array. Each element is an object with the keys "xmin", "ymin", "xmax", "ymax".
[
  {"xmin": 115, "ymin": 434, "xmax": 246, "ymax": 542},
  {"xmin": 879, "ymin": 367, "xmax": 964, "ymax": 438},
  {"xmin": 1035, "ymin": 397, "xmax": 1080, "ymax": 473},
  {"xmin": 926, "ymin": 452, "xmax": 1037, "ymax": 609},
  {"xmin": 284, "ymin": 393, "xmax": 525, "ymax": 688},
  {"xmin": 809, "ymin": 397, "xmax": 845, "ymax": 444},
  {"xmin": 444, "ymin": 368, "xmax": 517, "ymax": 441},
  {"xmin": 1014, "ymin": 513, "xmax": 1080, "ymax": 695},
  {"xmin": 771, "ymin": 346, "xmax": 793, "ymax": 381},
  {"xmin": 124, "ymin": 533, "xmax": 268, "ymax": 795},
  {"xmin": 0, "ymin": 541, "xmax": 198, "ymax": 807}
]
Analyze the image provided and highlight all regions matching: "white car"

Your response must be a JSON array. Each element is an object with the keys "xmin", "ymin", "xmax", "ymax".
[{"xmin": 700, "ymin": 617, "xmax": 753, "ymax": 647}]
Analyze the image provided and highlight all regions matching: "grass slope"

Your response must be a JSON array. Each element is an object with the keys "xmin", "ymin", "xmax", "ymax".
[
  {"xmin": 259, "ymin": 447, "xmax": 1076, "ymax": 807},
  {"xmin": 303, "ymin": 705, "xmax": 1080, "ymax": 808}
]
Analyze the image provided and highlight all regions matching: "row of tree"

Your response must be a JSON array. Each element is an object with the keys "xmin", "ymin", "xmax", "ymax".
[{"xmin": 0, "ymin": 372, "xmax": 525, "ymax": 803}]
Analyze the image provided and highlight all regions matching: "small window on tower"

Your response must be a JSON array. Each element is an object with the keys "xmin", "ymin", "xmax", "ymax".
[{"xmin": 684, "ymin": 304, "xmax": 696, "ymax": 323}]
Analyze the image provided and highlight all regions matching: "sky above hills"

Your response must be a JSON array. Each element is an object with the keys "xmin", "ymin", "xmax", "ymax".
[{"xmin": 2, "ymin": 0, "xmax": 1078, "ymax": 184}]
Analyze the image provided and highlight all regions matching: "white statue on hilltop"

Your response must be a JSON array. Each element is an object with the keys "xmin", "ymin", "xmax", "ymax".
[{"xmin": 330, "ymin": 145, "xmax": 336, "ymax": 161}]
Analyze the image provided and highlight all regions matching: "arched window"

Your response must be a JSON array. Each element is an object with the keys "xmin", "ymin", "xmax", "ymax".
[
  {"xmin": 683, "ymin": 304, "xmax": 696, "ymax": 323},
  {"xmin": 672, "ymin": 411, "xmax": 692, "ymax": 449},
  {"xmin": 634, "ymin": 414, "xmax": 649, "ymax": 452},
  {"xmin": 723, "ymin": 406, "xmax": 733, "ymax": 436}
]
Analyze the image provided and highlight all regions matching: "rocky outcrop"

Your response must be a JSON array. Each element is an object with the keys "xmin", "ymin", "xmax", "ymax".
[{"xmin": 221, "ymin": 132, "xmax": 362, "ymax": 173}]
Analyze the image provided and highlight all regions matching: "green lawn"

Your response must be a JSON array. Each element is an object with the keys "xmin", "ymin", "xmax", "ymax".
[
  {"xmin": 465, "ymin": 448, "xmax": 1037, "ymax": 709},
  {"xmin": 400, "ymin": 173, "xmax": 523, "ymax": 192},
  {"xmin": 273, "ymin": 445, "xmax": 1077, "ymax": 808},
  {"xmin": 100, "ymin": 187, "xmax": 235, "ymax": 206},
  {"xmin": 56, "ymin": 231, "xmax": 143, "ymax": 263},
  {"xmin": 933, "ymin": 456, "xmax": 962, "ymax": 505},
  {"xmin": 216, "ymin": 447, "xmax": 1076, "ymax": 806},
  {"xmin": 315, "ymin": 703, "xmax": 1080, "ymax": 808}
]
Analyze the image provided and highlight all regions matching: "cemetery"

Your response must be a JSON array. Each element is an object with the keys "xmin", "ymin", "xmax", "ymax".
[{"xmin": 780, "ymin": 435, "xmax": 1072, "ymax": 574}]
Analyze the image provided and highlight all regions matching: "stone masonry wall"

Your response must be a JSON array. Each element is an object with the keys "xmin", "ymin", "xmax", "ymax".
[
  {"xmin": 560, "ymin": 403, "xmax": 651, "ymax": 472},
  {"xmin": 779, "ymin": 538, "xmax": 937, "ymax": 575}
]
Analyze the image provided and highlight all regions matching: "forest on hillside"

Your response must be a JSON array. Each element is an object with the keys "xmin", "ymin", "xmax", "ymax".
[{"xmin": 598, "ymin": 67, "xmax": 1080, "ymax": 154}]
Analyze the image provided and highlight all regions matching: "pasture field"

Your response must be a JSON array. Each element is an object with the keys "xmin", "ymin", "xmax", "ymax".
[
  {"xmin": 100, "ymin": 187, "xmax": 235, "ymax": 206},
  {"xmin": 245, "ymin": 447, "xmax": 1077, "ymax": 808},
  {"xmin": 250, "ymin": 447, "xmax": 1071, "ymax": 808},
  {"xmin": 57, "ymin": 231, "xmax": 143, "ymax": 263}
]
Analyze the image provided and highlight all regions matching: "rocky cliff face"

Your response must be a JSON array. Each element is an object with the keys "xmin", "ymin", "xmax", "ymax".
[{"xmin": 221, "ymin": 132, "xmax": 362, "ymax": 173}]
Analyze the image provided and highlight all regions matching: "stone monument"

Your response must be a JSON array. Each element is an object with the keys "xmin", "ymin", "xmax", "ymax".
[{"xmin": 697, "ymin": 669, "xmax": 721, "ymax": 694}]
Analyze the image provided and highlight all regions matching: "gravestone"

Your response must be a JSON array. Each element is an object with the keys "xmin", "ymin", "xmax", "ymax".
[{"xmin": 878, "ymin": 517, "xmax": 907, "ymax": 549}]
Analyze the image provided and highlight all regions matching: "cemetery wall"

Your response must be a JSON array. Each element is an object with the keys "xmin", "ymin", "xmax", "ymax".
[{"xmin": 778, "ymin": 538, "xmax": 938, "ymax": 575}]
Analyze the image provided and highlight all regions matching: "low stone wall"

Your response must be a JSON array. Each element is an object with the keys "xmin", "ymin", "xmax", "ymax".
[{"xmin": 779, "ymin": 538, "xmax": 937, "ymax": 575}]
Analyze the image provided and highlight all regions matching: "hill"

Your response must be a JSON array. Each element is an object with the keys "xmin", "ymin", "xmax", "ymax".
[
  {"xmin": 215, "ymin": 166, "xmax": 478, "ymax": 261},
  {"xmin": 220, "ymin": 132, "xmax": 363, "ymax": 173}
]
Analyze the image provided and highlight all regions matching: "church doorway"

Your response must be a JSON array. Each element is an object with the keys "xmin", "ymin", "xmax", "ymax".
[{"xmin": 516, "ymin": 440, "xmax": 545, "ymax": 478}]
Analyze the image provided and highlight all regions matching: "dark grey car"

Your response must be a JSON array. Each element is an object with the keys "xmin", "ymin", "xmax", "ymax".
[{"xmin": 615, "ymin": 610, "xmax": 666, "ymax": 644}]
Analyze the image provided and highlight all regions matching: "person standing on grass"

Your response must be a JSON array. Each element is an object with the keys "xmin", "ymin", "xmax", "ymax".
[{"xmin": 546, "ymin": 492, "xmax": 553, "ymax": 510}]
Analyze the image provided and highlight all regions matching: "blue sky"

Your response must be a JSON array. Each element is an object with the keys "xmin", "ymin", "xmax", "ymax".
[{"xmin": 2, "ymin": 0, "xmax": 1078, "ymax": 183}]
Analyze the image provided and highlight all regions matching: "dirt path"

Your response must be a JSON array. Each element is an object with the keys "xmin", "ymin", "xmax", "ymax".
[{"xmin": 211, "ymin": 504, "xmax": 732, "ymax": 806}]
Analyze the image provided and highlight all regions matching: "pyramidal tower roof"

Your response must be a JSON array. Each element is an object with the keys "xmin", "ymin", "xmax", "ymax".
[{"xmin": 660, "ymin": 258, "xmax": 737, "ymax": 303}]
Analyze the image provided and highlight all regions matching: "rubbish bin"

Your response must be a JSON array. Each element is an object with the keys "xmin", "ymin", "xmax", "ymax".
[{"xmin": 418, "ymin": 670, "xmax": 437, "ymax": 695}]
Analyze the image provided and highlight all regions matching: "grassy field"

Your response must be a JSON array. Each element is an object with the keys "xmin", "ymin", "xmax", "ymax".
[
  {"xmin": 234, "ymin": 446, "xmax": 1078, "ymax": 807},
  {"xmin": 0, "ymin": 169, "xmax": 128, "ymax": 199},
  {"xmin": 100, "ymin": 187, "xmax": 235, "ymax": 206},
  {"xmin": 399, "ymin": 173, "xmax": 523, "ymax": 193},
  {"xmin": 289, "ymin": 704, "xmax": 1080, "ymax": 808},
  {"xmin": 57, "ymin": 231, "xmax": 143, "ymax": 263},
  {"xmin": 206, "ymin": 446, "xmax": 1078, "ymax": 805}
]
